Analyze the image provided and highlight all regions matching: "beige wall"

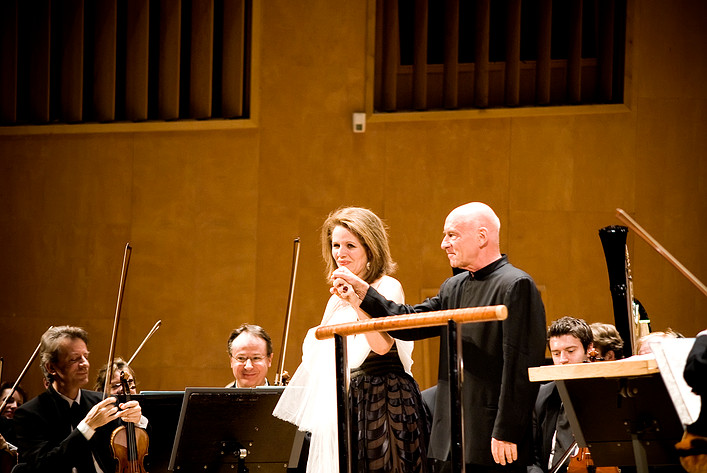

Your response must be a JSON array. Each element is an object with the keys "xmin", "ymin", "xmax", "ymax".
[{"xmin": 1, "ymin": 0, "xmax": 705, "ymax": 399}]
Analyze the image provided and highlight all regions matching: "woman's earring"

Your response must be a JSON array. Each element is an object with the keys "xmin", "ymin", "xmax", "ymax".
[{"xmin": 366, "ymin": 261, "xmax": 371, "ymax": 270}]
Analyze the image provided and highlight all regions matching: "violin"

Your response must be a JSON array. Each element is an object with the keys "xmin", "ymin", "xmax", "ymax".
[
  {"xmin": 563, "ymin": 348, "xmax": 619, "ymax": 473},
  {"xmin": 567, "ymin": 447, "xmax": 620, "ymax": 473},
  {"xmin": 110, "ymin": 371, "xmax": 149, "ymax": 473}
]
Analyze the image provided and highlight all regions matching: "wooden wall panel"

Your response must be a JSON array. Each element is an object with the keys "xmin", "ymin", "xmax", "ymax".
[
  {"xmin": 27, "ymin": 0, "xmax": 51, "ymax": 123},
  {"xmin": 222, "ymin": 0, "xmax": 245, "ymax": 118},
  {"xmin": 0, "ymin": 1, "xmax": 705, "ymax": 398},
  {"xmin": 190, "ymin": 0, "xmax": 214, "ymax": 118},
  {"xmin": 60, "ymin": 0, "xmax": 84, "ymax": 123},
  {"xmin": 93, "ymin": 0, "xmax": 118, "ymax": 122},
  {"xmin": 126, "ymin": 0, "xmax": 150, "ymax": 121},
  {"xmin": 158, "ymin": 0, "xmax": 181, "ymax": 120}
]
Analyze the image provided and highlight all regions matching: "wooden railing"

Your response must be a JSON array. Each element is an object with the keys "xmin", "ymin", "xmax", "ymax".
[{"xmin": 316, "ymin": 305, "xmax": 507, "ymax": 473}]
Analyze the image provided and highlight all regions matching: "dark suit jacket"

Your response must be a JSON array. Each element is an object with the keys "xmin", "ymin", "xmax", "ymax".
[
  {"xmin": 13, "ymin": 387, "xmax": 123, "ymax": 473},
  {"xmin": 361, "ymin": 255, "xmax": 547, "ymax": 467},
  {"xmin": 685, "ymin": 335, "xmax": 707, "ymax": 435},
  {"xmin": 528, "ymin": 382, "xmax": 569, "ymax": 473}
]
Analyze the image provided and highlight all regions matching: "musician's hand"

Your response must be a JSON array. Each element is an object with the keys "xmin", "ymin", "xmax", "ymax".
[
  {"xmin": 117, "ymin": 400, "xmax": 143, "ymax": 424},
  {"xmin": 84, "ymin": 397, "xmax": 121, "ymax": 430},
  {"xmin": 491, "ymin": 438, "xmax": 517, "ymax": 465},
  {"xmin": 330, "ymin": 267, "xmax": 369, "ymax": 307}
]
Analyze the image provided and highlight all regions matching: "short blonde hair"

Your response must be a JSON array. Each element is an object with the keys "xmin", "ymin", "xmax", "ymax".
[
  {"xmin": 40, "ymin": 326, "xmax": 89, "ymax": 383},
  {"xmin": 321, "ymin": 207, "xmax": 396, "ymax": 284}
]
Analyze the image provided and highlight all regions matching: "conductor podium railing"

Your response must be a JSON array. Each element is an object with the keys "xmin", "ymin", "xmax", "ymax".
[{"xmin": 315, "ymin": 305, "xmax": 508, "ymax": 473}]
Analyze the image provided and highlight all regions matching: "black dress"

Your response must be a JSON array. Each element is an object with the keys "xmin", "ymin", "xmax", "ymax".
[{"xmin": 350, "ymin": 345, "xmax": 431, "ymax": 473}]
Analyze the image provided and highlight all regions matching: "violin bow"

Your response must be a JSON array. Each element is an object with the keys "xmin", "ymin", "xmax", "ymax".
[
  {"xmin": 103, "ymin": 243, "xmax": 132, "ymax": 398},
  {"xmin": 0, "ymin": 326, "xmax": 53, "ymax": 414},
  {"xmin": 275, "ymin": 237, "xmax": 301, "ymax": 385},
  {"xmin": 616, "ymin": 208, "xmax": 707, "ymax": 297},
  {"xmin": 127, "ymin": 320, "xmax": 162, "ymax": 366}
]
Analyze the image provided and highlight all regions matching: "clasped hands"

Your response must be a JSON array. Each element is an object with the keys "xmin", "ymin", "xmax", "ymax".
[
  {"xmin": 83, "ymin": 397, "xmax": 142, "ymax": 430},
  {"xmin": 330, "ymin": 267, "xmax": 369, "ymax": 306}
]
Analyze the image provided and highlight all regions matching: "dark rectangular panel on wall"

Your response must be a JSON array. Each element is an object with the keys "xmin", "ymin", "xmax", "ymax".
[
  {"xmin": 374, "ymin": 0, "xmax": 385, "ymax": 111},
  {"xmin": 567, "ymin": 0, "xmax": 583, "ymax": 104},
  {"xmin": 376, "ymin": 0, "xmax": 626, "ymax": 112},
  {"xmin": 159, "ymin": 0, "xmax": 181, "ymax": 120},
  {"xmin": 94, "ymin": 0, "xmax": 118, "ymax": 122},
  {"xmin": 382, "ymin": 0, "xmax": 399, "ymax": 112},
  {"xmin": 535, "ymin": 0, "xmax": 552, "ymax": 105},
  {"xmin": 598, "ymin": 0, "xmax": 615, "ymax": 102},
  {"xmin": 0, "ymin": 0, "xmax": 248, "ymax": 125},
  {"xmin": 60, "ymin": 0, "xmax": 84, "ymax": 123},
  {"xmin": 412, "ymin": 0, "xmax": 428, "ymax": 110},
  {"xmin": 126, "ymin": 0, "xmax": 150, "ymax": 121},
  {"xmin": 504, "ymin": 0, "xmax": 521, "ymax": 107},
  {"xmin": 443, "ymin": 0, "xmax": 459, "ymax": 109},
  {"xmin": 222, "ymin": 0, "xmax": 245, "ymax": 118},
  {"xmin": 0, "ymin": 0, "xmax": 18, "ymax": 123},
  {"xmin": 28, "ymin": 0, "xmax": 52, "ymax": 123},
  {"xmin": 190, "ymin": 0, "xmax": 214, "ymax": 119},
  {"xmin": 473, "ymin": 0, "xmax": 490, "ymax": 108}
]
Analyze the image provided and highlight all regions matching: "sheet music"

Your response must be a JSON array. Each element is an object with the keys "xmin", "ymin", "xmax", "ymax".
[{"xmin": 650, "ymin": 337, "xmax": 701, "ymax": 427}]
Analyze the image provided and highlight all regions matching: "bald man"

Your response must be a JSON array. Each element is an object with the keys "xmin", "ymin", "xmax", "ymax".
[{"xmin": 332, "ymin": 202, "xmax": 546, "ymax": 473}]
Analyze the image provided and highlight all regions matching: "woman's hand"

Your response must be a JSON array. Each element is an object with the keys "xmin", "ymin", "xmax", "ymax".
[{"xmin": 330, "ymin": 267, "xmax": 369, "ymax": 308}]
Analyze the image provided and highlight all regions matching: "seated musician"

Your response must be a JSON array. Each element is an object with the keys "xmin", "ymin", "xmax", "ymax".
[
  {"xmin": 12, "ymin": 325, "xmax": 146, "ymax": 473},
  {"xmin": 635, "ymin": 328, "xmax": 684, "ymax": 355},
  {"xmin": 1, "ymin": 382, "xmax": 26, "ymax": 447},
  {"xmin": 589, "ymin": 323, "xmax": 624, "ymax": 360},
  {"xmin": 529, "ymin": 316, "xmax": 593, "ymax": 473},
  {"xmin": 93, "ymin": 358, "xmax": 138, "ymax": 395},
  {"xmin": 226, "ymin": 324, "xmax": 273, "ymax": 388}
]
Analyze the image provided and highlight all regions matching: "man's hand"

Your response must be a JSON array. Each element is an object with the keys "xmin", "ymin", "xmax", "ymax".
[
  {"xmin": 83, "ymin": 397, "xmax": 121, "ymax": 430},
  {"xmin": 117, "ymin": 400, "xmax": 142, "ymax": 424},
  {"xmin": 491, "ymin": 437, "xmax": 517, "ymax": 465},
  {"xmin": 330, "ymin": 266, "xmax": 369, "ymax": 308}
]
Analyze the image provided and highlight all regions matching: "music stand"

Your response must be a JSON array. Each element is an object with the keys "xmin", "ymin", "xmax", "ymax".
[
  {"xmin": 168, "ymin": 387, "xmax": 301, "ymax": 472},
  {"xmin": 126, "ymin": 391, "xmax": 185, "ymax": 473},
  {"xmin": 557, "ymin": 372, "xmax": 683, "ymax": 472}
]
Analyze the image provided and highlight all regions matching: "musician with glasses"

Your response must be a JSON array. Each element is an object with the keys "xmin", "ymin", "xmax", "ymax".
[
  {"xmin": 226, "ymin": 324, "xmax": 274, "ymax": 388},
  {"xmin": 93, "ymin": 358, "xmax": 138, "ymax": 395}
]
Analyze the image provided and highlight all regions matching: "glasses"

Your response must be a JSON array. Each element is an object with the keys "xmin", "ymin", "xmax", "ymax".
[
  {"xmin": 110, "ymin": 380, "xmax": 136, "ymax": 391},
  {"xmin": 231, "ymin": 355, "xmax": 267, "ymax": 364}
]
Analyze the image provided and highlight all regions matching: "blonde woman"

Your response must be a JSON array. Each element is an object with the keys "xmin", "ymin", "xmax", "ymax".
[{"xmin": 274, "ymin": 207, "xmax": 429, "ymax": 473}]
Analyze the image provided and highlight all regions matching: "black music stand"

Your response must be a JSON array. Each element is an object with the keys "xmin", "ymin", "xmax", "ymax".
[
  {"xmin": 557, "ymin": 373, "xmax": 683, "ymax": 473},
  {"xmin": 168, "ymin": 387, "xmax": 302, "ymax": 473},
  {"xmin": 128, "ymin": 391, "xmax": 185, "ymax": 473}
]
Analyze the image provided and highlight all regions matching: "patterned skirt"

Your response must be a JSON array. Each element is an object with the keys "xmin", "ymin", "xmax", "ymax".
[{"xmin": 349, "ymin": 347, "xmax": 431, "ymax": 473}]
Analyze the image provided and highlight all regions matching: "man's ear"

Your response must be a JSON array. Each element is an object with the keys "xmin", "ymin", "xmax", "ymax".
[{"xmin": 478, "ymin": 226, "xmax": 489, "ymax": 247}]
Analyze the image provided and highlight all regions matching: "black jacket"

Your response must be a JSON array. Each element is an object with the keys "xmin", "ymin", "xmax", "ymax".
[
  {"xmin": 360, "ymin": 255, "xmax": 547, "ymax": 466},
  {"xmin": 13, "ymin": 387, "xmax": 123, "ymax": 473}
]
